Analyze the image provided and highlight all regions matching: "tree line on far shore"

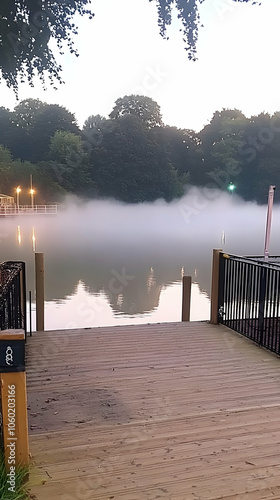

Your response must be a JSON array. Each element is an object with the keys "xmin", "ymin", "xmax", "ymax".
[{"xmin": 0, "ymin": 95, "xmax": 279, "ymax": 205}]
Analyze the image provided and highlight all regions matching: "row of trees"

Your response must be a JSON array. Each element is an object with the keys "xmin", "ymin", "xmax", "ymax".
[{"xmin": 0, "ymin": 95, "xmax": 279, "ymax": 204}]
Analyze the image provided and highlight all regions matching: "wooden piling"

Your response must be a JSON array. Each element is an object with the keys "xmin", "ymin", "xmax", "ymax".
[
  {"xmin": 35, "ymin": 253, "xmax": 44, "ymax": 332},
  {"xmin": 182, "ymin": 276, "xmax": 192, "ymax": 322},
  {"xmin": 210, "ymin": 249, "xmax": 222, "ymax": 325}
]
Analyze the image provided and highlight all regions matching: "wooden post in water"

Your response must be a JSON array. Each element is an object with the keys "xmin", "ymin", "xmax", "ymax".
[
  {"xmin": 210, "ymin": 249, "xmax": 222, "ymax": 325},
  {"xmin": 0, "ymin": 329, "xmax": 29, "ymax": 469},
  {"xmin": 35, "ymin": 253, "xmax": 44, "ymax": 331},
  {"xmin": 182, "ymin": 276, "xmax": 192, "ymax": 322}
]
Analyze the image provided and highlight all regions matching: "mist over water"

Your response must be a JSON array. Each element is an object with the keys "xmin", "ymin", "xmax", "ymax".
[{"xmin": 0, "ymin": 188, "xmax": 278, "ymax": 329}]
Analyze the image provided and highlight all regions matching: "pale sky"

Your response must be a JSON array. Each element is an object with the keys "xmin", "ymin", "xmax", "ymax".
[{"xmin": 0, "ymin": 0, "xmax": 280, "ymax": 132}]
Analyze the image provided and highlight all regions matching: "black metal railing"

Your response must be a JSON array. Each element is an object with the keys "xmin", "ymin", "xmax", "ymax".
[
  {"xmin": 218, "ymin": 253, "xmax": 280, "ymax": 355},
  {"xmin": 0, "ymin": 261, "xmax": 26, "ymax": 335}
]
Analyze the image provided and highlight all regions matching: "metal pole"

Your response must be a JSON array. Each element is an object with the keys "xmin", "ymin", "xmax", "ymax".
[
  {"xmin": 264, "ymin": 185, "xmax": 276, "ymax": 261},
  {"xmin": 30, "ymin": 174, "xmax": 34, "ymax": 210},
  {"xmin": 16, "ymin": 187, "xmax": 21, "ymax": 213}
]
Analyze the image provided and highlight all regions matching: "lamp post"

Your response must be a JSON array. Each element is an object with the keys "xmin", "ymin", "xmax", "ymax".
[
  {"xmin": 30, "ymin": 173, "xmax": 35, "ymax": 210},
  {"xmin": 16, "ymin": 186, "xmax": 21, "ymax": 212},
  {"xmin": 30, "ymin": 188, "xmax": 35, "ymax": 210}
]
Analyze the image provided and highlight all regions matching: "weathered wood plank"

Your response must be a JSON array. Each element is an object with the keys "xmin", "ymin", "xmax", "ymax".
[{"xmin": 26, "ymin": 321, "xmax": 280, "ymax": 499}]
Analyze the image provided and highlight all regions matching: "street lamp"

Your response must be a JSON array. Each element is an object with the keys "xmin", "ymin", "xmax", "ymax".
[
  {"xmin": 30, "ymin": 188, "xmax": 35, "ymax": 209},
  {"xmin": 16, "ymin": 186, "xmax": 21, "ymax": 212}
]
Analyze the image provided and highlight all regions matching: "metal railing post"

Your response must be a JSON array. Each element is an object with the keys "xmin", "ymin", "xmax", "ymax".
[{"xmin": 210, "ymin": 249, "xmax": 222, "ymax": 325}]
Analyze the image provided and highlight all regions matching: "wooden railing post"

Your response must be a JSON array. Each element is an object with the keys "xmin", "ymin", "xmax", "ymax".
[
  {"xmin": 182, "ymin": 276, "xmax": 192, "ymax": 322},
  {"xmin": 35, "ymin": 253, "xmax": 44, "ymax": 332},
  {"xmin": 0, "ymin": 329, "xmax": 29, "ymax": 470},
  {"xmin": 210, "ymin": 249, "xmax": 222, "ymax": 325}
]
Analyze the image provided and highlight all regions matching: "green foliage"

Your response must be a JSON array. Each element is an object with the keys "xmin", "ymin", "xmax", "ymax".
[
  {"xmin": 0, "ymin": 1, "xmax": 261, "ymax": 94},
  {"xmin": 48, "ymin": 130, "xmax": 95, "ymax": 194},
  {"xmin": 0, "ymin": 0, "xmax": 94, "ymax": 94},
  {"xmin": 10, "ymin": 99, "xmax": 79, "ymax": 162},
  {"xmin": 109, "ymin": 95, "xmax": 163, "ymax": 128},
  {"xmin": 89, "ymin": 114, "xmax": 183, "ymax": 203},
  {"xmin": 155, "ymin": 126, "xmax": 204, "ymax": 184},
  {"xmin": 0, "ymin": 144, "xmax": 64, "ymax": 202},
  {"xmin": 151, "ymin": 0, "xmax": 261, "ymax": 60},
  {"xmin": 0, "ymin": 94, "xmax": 279, "ymax": 205},
  {"xmin": 0, "ymin": 450, "xmax": 29, "ymax": 499}
]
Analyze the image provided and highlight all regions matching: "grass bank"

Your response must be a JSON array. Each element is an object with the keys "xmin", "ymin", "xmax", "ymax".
[{"xmin": 0, "ymin": 451, "xmax": 29, "ymax": 500}]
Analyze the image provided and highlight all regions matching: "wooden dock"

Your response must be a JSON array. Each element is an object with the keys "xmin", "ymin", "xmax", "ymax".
[{"xmin": 26, "ymin": 321, "xmax": 280, "ymax": 499}]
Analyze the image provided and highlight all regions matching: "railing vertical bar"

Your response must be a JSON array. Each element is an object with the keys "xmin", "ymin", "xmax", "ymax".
[
  {"xmin": 234, "ymin": 260, "xmax": 239, "ymax": 325},
  {"xmin": 223, "ymin": 258, "xmax": 228, "ymax": 324},
  {"xmin": 245, "ymin": 263, "xmax": 249, "ymax": 330},
  {"xmin": 252, "ymin": 265, "xmax": 259, "ymax": 342},
  {"xmin": 271, "ymin": 270, "xmax": 276, "ymax": 351},
  {"xmin": 234, "ymin": 260, "xmax": 238, "ymax": 327},
  {"xmin": 277, "ymin": 274, "xmax": 280, "ymax": 354},
  {"xmin": 245, "ymin": 263, "xmax": 252, "ymax": 338},
  {"xmin": 267, "ymin": 270, "xmax": 273, "ymax": 350},
  {"xmin": 272, "ymin": 270, "xmax": 279, "ymax": 353},
  {"xmin": 218, "ymin": 253, "xmax": 225, "ymax": 324},
  {"xmin": 249, "ymin": 264, "xmax": 255, "ymax": 340},
  {"xmin": 232, "ymin": 259, "xmax": 238, "ymax": 327},
  {"xmin": 235, "ymin": 262, "xmax": 241, "ymax": 332},
  {"xmin": 262, "ymin": 268, "xmax": 268, "ymax": 348},
  {"xmin": 238, "ymin": 261, "xmax": 244, "ymax": 332},
  {"xmin": 228, "ymin": 259, "xmax": 235, "ymax": 328},
  {"xmin": 225, "ymin": 258, "xmax": 230, "ymax": 324},
  {"xmin": 272, "ymin": 269, "xmax": 277, "ymax": 351},
  {"xmin": 268, "ymin": 268, "xmax": 272, "ymax": 348},
  {"xmin": 266, "ymin": 270, "xmax": 270, "ymax": 349},
  {"xmin": 228, "ymin": 258, "xmax": 232, "ymax": 324},
  {"xmin": 21, "ymin": 262, "xmax": 27, "ymax": 336},
  {"xmin": 240, "ymin": 262, "xmax": 247, "ymax": 334}
]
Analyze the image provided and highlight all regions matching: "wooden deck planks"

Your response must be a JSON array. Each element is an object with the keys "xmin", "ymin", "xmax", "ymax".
[{"xmin": 26, "ymin": 321, "xmax": 280, "ymax": 499}]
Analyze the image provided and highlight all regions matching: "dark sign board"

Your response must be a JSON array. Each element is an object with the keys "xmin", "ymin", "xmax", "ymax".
[{"xmin": 0, "ymin": 340, "xmax": 25, "ymax": 372}]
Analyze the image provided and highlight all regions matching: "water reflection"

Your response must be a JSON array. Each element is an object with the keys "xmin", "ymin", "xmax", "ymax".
[
  {"xmin": 0, "ymin": 192, "xmax": 279, "ymax": 329},
  {"xmin": 0, "ymin": 217, "xmax": 211, "ymax": 324},
  {"xmin": 32, "ymin": 226, "xmax": 36, "ymax": 252},
  {"xmin": 17, "ymin": 225, "xmax": 21, "ymax": 246}
]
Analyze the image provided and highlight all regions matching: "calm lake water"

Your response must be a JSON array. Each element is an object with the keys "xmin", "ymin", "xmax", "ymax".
[{"xmin": 0, "ymin": 191, "xmax": 279, "ymax": 331}]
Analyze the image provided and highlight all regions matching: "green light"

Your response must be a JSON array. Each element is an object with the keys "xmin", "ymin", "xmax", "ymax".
[{"xmin": 228, "ymin": 183, "xmax": 236, "ymax": 192}]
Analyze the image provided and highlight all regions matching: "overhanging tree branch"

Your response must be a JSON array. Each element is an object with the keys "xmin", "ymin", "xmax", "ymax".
[
  {"xmin": 0, "ymin": 0, "xmax": 261, "ymax": 95},
  {"xmin": 0, "ymin": 0, "xmax": 94, "ymax": 95}
]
